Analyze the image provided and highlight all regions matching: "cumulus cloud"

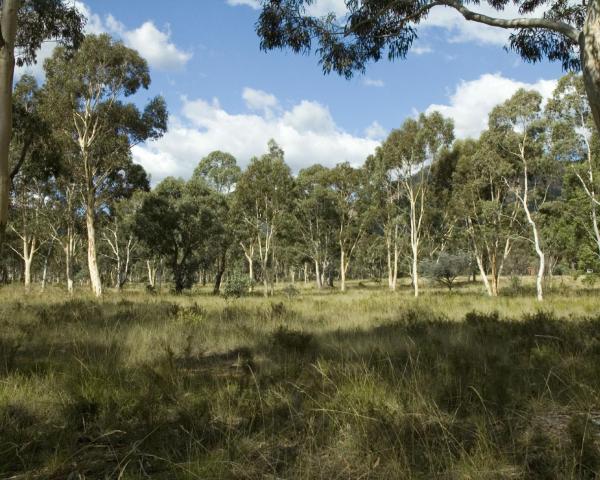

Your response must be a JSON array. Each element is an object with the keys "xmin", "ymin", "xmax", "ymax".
[
  {"xmin": 425, "ymin": 73, "xmax": 557, "ymax": 138},
  {"xmin": 133, "ymin": 90, "xmax": 380, "ymax": 183},
  {"xmin": 242, "ymin": 87, "xmax": 279, "ymax": 115},
  {"xmin": 109, "ymin": 19, "xmax": 192, "ymax": 70},
  {"xmin": 77, "ymin": 2, "xmax": 192, "ymax": 71}
]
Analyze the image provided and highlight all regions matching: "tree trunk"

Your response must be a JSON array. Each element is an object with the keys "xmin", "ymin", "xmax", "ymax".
[
  {"xmin": 41, "ymin": 240, "xmax": 53, "ymax": 291},
  {"xmin": 315, "ymin": 259, "xmax": 322, "ymax": 289},
  {"xmin": 146, "ymin": 259, "xmax": 156, "ymax": 287},
  {"xmin": 582, "ymin": 1, "xmax": 600, "ymax": 136},
  {"xmin": 411, "ymin": 240, "xmax": 419, "ymax": 298},
  {"xmin": 23, "ymin": 252, "xmax": 32, "ymax": 289},
  {"xmin": 474, "ymin": 251, "xmax": 493, "ymax": 297},
  {"xmin": 213, "ymin": 251, "xmax": 226, "ymax": 295},
  {"xmin": 0, "ymin": 0, "xmax": 18, "ymax": 236},
  {"xmin": 490, "ymin": 253, "xmax": 500, "ymax": 297},
  {"xmin": 85, "ymin": 197, "xmax": 102, "ymax": 297},
  {"xmin": 340, "ymin": 249, "xmax": 346, "ymax": 292},
  {"xmin": 523, "ymin": 203, "xmax": 545, "ymax": 301}
]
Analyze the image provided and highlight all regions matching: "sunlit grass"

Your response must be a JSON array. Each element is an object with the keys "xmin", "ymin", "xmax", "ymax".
[{"xmin": 2, "ymin": 278, "xmax": 600, "ymax": 478}]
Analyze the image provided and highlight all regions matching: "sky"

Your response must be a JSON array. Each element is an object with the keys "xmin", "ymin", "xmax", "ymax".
[{"xmin": 19, "ymin": 0, "xmax": 566, "ymax": 183}]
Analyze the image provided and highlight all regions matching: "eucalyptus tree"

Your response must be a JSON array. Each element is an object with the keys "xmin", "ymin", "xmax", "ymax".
[
  {"xmin": 546, "ymin": 73, "xmax": 600, "ymax": 259},
  {"xmin": 0, "ymin": 0, "xmax": 84, "ymax": 236},
  {"xmin": 256, "ymin": 0, "xmax": 600, "ymax": 136},
  {"xmin": 102, "ymin": 194, "xmax": 145, "ymax": 291},
  {"xmin": 295, "ymin": 164, "xmax": 338, "ymax": 289},
  {"xmin": 364, "ymin": 150, "xmax": 405, "ymax": 291},
  {"xmin": 233, "ymin": 140, "xmax": 294, "ymax": 296},
  {"xmin": 329, "ymin": 162, "xmax": 370, "ymax": 292},
  {"xmin": 452, "ymin": 137, "xmax": 519, "ymax": 296},
  {"xmin": 135, "ymin": 177, "xmax": 222, "ymax": 293},
  {"xmin": 491, "ymin": 89, "xmax": 556, "ymax": 301},
  {"xmin": 43, "ymin": 34, "xmax": 167, "ymax": 297},
  {"xmin": 194, "ymin": 151, "xmax": 241, "ymax": 194},
  {"xmin": 8, "ymin": 80, "xmax": 60, "ymax": 289},
  {"xmin": 9, "ymin": 175, "xmax": 47, "ymax": 289},
  {"xmin": 380, "ymin": 112, "xmax": 454, "ymax": 297},
  {"xmin": 191, "ymin": 162, "xmax": 232, "ymax": 294},
  {"xmin": 48, "ymin": 176, "xmax": 80, "ymax": 294}
]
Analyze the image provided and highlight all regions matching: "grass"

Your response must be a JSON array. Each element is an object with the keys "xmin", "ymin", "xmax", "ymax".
[{"xmin": 2, "ymin": 277, "xmax": 600, "ymax": 478}]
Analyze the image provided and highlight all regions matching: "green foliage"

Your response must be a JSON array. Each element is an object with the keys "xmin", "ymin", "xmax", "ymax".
[
  {"xmin": 193, "ymin": 150, "xmax": 241, "ymax": 194},
  {"xmin": 15, "ymin": 1, "xmax": 85, "ymax": 67},
  {"xmin": 223, "ymin": 272, "xmax": 252, "ymax": 298},
  {"xmin": 422, "ymin": 252, "xmax": 471, "ymax": 290},
  {"xmin": 256, "ymin": 0, "xmax": 582, "ymax": 77}
]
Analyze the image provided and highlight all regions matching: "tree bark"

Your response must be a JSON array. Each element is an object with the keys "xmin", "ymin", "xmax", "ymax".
[
  {"xmin": 581, "ymin": 0, "xmax": 600, "ymax": 136},
  {"xmin": 0, "ymin": 0, "xmax": 18, "ymax": 236},
  {"xmin": 213, "ymin": 250, "xmax": 226, "ymax": 295},
  {"xmin": 340, "ymin": 248, "xmax": 346, "ymax": 292},
  {"xmin": 85, "ymin": 195, "xmax": 102, "ymax": 297}
]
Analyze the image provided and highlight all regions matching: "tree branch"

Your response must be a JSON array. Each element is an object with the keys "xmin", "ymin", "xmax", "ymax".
[{"xmin": 441, "ymin": 0, "xmax": 580, "ymax": 42}]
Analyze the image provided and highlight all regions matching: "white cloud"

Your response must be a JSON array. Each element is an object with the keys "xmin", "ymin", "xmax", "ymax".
[
  {"xmin": 363, "ymin": 78, "xmax": 385, "ymax": 88},
  {"xmin": 425, "ymin": 73, "xmax": 557, "ymax": 138},
  {"xmin": 75, "ymin": 2, "xmax": 193, "ymax": 71},
  {"xmin": 98, "ymin": 13, "xmax": 192, "ymax": 71},
  {"xmin": 365, "ymin": 121, "xmax": 387, "ymax": 140},
  {"xmin": 133, "ymin": 90, "xmax": 380, "ymax": 183},
  {"xmin": 242, "ymin": 87, "xmax": 279, "ymax": 115}
]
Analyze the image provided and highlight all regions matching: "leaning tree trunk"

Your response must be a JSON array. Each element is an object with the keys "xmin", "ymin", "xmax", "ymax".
[
  {"xmin": 582, "ymin": 0, "xmax": 600, "ymax": 136},
  {"xmin": 0, "ymin": 0, "xmax": 18, "ymax": 237}
]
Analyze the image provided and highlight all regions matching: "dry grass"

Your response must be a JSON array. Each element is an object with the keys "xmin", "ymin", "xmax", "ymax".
[{"xmin": 1, "ymin": 278, "xmax": 600, "ymax": 478}]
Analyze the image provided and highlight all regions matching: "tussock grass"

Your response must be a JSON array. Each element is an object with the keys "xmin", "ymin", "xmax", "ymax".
[{"xmin": 2, "ymin": 280, "xmax": 600, "ymax": 478}]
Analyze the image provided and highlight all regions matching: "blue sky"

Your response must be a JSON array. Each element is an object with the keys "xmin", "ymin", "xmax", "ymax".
[{"xmin": 26, "ymin": 0, "xmax": 567, "ymax": 182}]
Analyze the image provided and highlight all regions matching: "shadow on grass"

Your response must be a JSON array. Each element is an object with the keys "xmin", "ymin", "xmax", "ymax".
[{"xmin": 2, "ymin": 300, "xmax": 600, "ymax": 478}]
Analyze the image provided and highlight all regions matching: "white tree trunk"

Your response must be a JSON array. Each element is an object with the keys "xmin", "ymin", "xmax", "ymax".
[
  {"xmin": 411, "ymin": 240, "xmax": 419, "ymax": 298},
  {"xmin": 582, "ymin": 0, "xmax": 600, "ymax": 136},
  {"xmin": 86, "ymin": 201, "xmax": 102, "ymax": 297},
  {"xmin": 474, "ymin": 250, "xmax": 493, "ymax": 297},
  {"xmin": 340, "ymin": 249, "xmax": 347, "ymax": 292}
]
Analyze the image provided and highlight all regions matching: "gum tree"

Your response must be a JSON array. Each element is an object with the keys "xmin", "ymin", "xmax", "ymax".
[
  {"xmin": 379, "ymin": 112, "xmax": 454, "ymax": 297},
  {"xmin": 233, "ymin": 140, "xmax": 294, "ymax": 296},
  {"xmin": 492, "ymin": 89, "xmax": 555, "ymax": 301},
  {"xmin": 43, "ymin": 34, "xmax": 167, "ymax": 297},
  {"xmin": 546, "ymin": 73, "xmax": 600, "ymax": 257},
  {"xmin": 452, "ymin": 138, "xmax": 519, "ymax": 296}
]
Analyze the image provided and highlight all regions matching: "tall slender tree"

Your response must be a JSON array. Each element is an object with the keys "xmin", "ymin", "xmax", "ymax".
[{"xmin": 43, "ymin": 34, "xmax": 167, "ymax": 297}]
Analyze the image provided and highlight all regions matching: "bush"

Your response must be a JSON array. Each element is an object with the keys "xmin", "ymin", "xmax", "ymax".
[
  {"xmin": 421, "ymin": 253, "xmax": 470, "ymax": 290},
  {"xmin": 223, "ymin": 273, "xmax": 252, "ymax": 298}
]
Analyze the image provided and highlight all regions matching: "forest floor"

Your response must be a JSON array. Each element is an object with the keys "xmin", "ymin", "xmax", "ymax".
[{"xmin": 2, "ymin": 278, "xmax": 600, "ymax": 479}]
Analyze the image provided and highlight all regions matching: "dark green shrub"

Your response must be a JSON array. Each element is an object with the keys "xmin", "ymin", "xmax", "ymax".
[{"xmin": 223, "ymin": 273, "xmax": 252, "ymax": 298}]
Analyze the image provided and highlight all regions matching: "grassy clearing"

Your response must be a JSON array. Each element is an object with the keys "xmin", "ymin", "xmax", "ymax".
[{"xmin": 2, "ymin": 279, "xmax": 600, "ymax": 478}]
